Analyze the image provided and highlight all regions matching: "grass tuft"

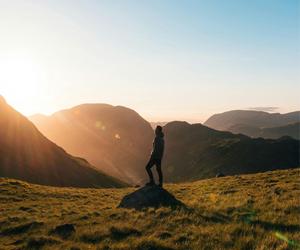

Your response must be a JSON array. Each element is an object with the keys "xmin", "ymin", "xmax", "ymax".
[
  {"xmin": 0, "ymin": 221, "xmax": 43, "ymax": 235},
  {"xmin": 80, "ymin": 230, "xmax": 107, "ymax": 244},
  {"xmin": 110, "ymin": 226, "xmax": 141, "ymax": 240},
  {"xmin": 26, "ymin": 236, "xmax": 60, "ymax": 249}
]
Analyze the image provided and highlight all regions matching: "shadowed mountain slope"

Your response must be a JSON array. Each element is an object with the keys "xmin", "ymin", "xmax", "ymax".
[
  {"xmin": 0, "ymin": 96, "xmax": 125, "ymax": 188},
  {"xmin": 204, "ymin": 110, "xmax": 300, "ymax": 139},
  {"xmin": 31, "ymin": 105, "xmax": 300, "ymax": 184},
  {"xmin": 260, "ymin": 122, "xmax": 300, "ymax": 139},
  {"xmin": 228, "ymin": 122, "xmax": 300, "ymax": 140},
  {"xmin": 162, "ymin": 121, "xmax": 300, "ymax": 182},
  {"xmin": 30, "ymin": 104, "xmax": 153, "ymax": 184}
]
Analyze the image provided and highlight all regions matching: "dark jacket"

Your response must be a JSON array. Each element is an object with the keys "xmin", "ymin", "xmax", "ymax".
[{"xmin": 151, "ymin": 132, "xmax": 165, "ymax": 159}]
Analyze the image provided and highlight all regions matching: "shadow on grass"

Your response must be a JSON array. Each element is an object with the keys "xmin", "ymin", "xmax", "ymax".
[
  {"xmin": 110, "ymin": 226, "xmax": 141, "ymax": 240},
  {"xmin": 251, "ymin": 220, "xmax": 300, "ymax": 233},
  {"xmin": 50, "ymin": 223, "xmax": 76, "ymax": 239},
  {"xmin": 0, "ymin": 221, "xmax": 43, "ymax": 236},
  {"xmin": 80, "ymin": 231, "xmax": 106, "ymax": 244},
  {"xmin": 235, "ymin": 210, "xmax": 300, "ymax": 233},
  {"xmin": 26, "ymin": 236, "xmax": 60, "ymax": 249},
  {"xmin": 201, "ymin": 212, "xmax": 231, "ymax": 223}
]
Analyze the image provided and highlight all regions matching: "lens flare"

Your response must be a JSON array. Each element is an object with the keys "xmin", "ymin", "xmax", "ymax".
[
  {"xmin": 275, "ymin": 232, "xmax": 300, "ymax": 247},
  {"xmin": 95, "ymin": 121, "xmax": 106, "ymax": 130}
]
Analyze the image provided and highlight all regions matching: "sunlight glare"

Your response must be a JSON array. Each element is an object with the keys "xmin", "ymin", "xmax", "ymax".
[{"xmin": 0, "ymin": 53, "xmax": 44, "ymax": 115}]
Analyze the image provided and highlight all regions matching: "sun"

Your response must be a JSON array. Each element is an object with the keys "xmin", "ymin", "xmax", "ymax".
[{"xmin": 0, "ymin": 53, "xmax": 44, "ymax": 115}]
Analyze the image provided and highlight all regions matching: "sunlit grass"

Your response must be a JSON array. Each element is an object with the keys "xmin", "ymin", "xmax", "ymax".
[{"xmin": 0, "ymin": 168, "xmax": 299, "ymax": 249}]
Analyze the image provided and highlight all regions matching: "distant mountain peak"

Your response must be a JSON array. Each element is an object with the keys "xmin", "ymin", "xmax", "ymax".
[
  {"xmin": 164, "ymin": 121, "xmax": 191, "ymax": 128},
  {"xmin": 29, "ymin": 102, "xmax": 154, "ymax": 184},
  {"xmin": 204, "ymin": 109, "xmax": 300, "ymax": 139}
]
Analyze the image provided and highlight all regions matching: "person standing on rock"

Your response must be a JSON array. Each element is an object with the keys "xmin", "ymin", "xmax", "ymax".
[{"xmin": 145, "ymin": 125, "xmax": 165, "ymax": 187}]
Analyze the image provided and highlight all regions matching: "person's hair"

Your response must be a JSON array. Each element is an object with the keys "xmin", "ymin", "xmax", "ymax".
[{"xmin": 156, "ymin": 125, "xmax": 163, "ymax": 132}]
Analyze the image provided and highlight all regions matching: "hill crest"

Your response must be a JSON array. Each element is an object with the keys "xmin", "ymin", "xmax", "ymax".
[{"xmin": 0, "ymin": 96, "xmax": 126, "ymax": 188}]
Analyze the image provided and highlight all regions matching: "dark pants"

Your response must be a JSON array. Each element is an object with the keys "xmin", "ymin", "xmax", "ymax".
[{"xmin": 145, "ymin": 157, "xmax": 163, "ymax": 184}]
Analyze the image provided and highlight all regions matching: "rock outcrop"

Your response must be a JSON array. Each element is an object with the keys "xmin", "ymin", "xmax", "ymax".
[{"xmin": 118, "ymin": 185, "xmax": 184, "ymax": 210}]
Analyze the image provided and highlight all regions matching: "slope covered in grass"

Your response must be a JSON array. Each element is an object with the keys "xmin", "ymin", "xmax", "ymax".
[{"xmin": 1, "ymin": 168, "xmax": 299, "ymax": 249}]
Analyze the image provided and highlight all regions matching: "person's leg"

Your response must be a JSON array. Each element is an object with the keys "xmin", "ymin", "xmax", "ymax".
[
  {"xmin": 145, "ymin": 158, "xmax": 155, "ymax": 184},
  {"xmin": 156, "ymin": 159, "xmax": 163, "ymax": 187}
]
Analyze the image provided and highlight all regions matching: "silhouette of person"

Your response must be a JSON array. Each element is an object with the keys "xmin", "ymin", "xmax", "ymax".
[{"xmin": 145, "ymin": 126, "xmax": 165, "ymax": 187}]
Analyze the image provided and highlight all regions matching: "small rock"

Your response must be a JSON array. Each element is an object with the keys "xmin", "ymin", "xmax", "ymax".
[
  {"xmin": 51, "ymin": 224, "xmax": 75, "ymax": 239},
  {"xmin": 157, "ymin": 231, "xmax": 172, "ymax": 239}
]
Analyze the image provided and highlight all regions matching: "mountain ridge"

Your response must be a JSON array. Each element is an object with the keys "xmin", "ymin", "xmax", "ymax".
[
  {"xmin": 162, "ymin": 121, "xmax": 299, "ymax": 182},
  {"xmin": 30, "ymin": 103, "xmax": 154, "ymax": 184},
  {"xmin": 204, "ymin": 110, "xmax": 300, "ymax": 139},
  {"xmin": 30, "ymin": 105, "xmax": 300, "ymax": 184},
  {"xmin": 0, "ymin": 97, "xmax": 126, "ymax": 188}
]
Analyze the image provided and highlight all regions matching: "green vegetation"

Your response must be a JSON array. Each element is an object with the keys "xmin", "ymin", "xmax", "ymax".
[{"xmin": 1, "ymin": 168, "xmax": 299, "ymax": 249}]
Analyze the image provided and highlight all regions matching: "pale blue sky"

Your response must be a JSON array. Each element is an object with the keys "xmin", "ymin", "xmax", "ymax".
[{"xmin": 0, "ymin": 0, "xmax": 299, "ymax": 122}]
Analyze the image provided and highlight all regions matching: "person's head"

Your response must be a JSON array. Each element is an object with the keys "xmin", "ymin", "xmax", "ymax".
[{"xmin": 155, "ymin": 125, "xmax": 163, "ymax": 136}]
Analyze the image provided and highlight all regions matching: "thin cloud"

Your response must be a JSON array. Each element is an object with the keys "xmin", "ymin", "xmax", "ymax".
[{"xmin": 247, "ymin": 107, "xmax": 279, "ymax": 112}]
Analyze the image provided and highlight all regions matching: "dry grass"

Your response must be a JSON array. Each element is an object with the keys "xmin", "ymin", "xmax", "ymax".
[{"xmin": 0, "ymin": 168, "xmax": 299, "ymax": 250}]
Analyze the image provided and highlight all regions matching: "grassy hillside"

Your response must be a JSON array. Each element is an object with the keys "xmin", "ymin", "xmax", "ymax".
[{"xmin": 1, "ymin": 168, "xmax": 299, "ymax": 250}]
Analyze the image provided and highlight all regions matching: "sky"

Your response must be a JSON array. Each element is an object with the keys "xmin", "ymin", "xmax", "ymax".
[{"xmin": 0, "ymin": 0, "xmax": 299, "ymax": 122}]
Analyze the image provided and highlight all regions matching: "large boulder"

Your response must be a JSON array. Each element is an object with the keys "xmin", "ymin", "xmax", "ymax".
[{"xmin": 118, "ymin": 185, "xmax": 184, "ymax": 210}]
